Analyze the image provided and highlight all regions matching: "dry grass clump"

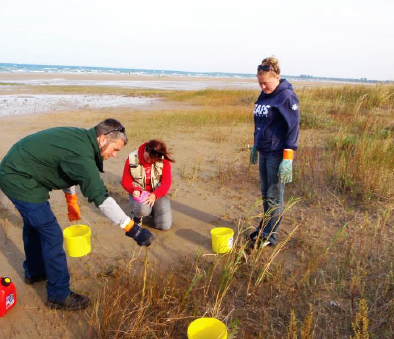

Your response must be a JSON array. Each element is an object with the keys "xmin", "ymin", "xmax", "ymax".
[
  {"xmin": 86, "ymin": 211, "xmax": 301, "ymax": 338},
  {"xmin": 166, "ymin": 88, "xmax": 259, "ymax": 106},
  {"xmin": 86, "ymin": 201, "xmax": 394, "ymax": 338}
]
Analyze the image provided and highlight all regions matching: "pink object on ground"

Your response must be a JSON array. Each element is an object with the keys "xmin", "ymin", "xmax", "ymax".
[{"xmin": 134, "ymin": 190, "xmax": 150, "ymax": 202}]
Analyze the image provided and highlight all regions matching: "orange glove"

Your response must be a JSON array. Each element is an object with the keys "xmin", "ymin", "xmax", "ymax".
[
  {"xmin": 65, "ymin": 193, "xmax": 81, "ymax": 222},
  {"xmin": 124, "ymin": 219, "xmax": 154, "ymax": 247},
  {"xmin": 124, "ymin": 219, "xmax": 135, "ymax": 232}
]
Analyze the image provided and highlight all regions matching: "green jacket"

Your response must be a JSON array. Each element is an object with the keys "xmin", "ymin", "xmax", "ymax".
[{"xmin": 0, "ymin": 127, "xmax": 108, "ymax": 206}]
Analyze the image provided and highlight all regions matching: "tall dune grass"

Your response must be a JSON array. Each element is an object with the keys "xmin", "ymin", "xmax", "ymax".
[{"xmin": 294, "ymin": 85, "xmax": 394, "ymax": 202}]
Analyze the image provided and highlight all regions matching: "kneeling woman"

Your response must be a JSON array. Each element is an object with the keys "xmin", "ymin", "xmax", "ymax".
[{"xmin": 121, "ymin": 140, "xmax": 175, "ymax": 231}]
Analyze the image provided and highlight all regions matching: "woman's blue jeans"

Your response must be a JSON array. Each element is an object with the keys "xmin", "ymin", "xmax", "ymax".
[{"xmin": 258, "ymin": 153, "xmax": 285, "ymax": 245}]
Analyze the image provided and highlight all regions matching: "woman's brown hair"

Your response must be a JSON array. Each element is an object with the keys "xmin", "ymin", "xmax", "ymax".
[
  {"xmin": 145, "ymin": 139, "xmax": 175, "ymax": 163},
  {"xmin": 258, "ymin": 56, "xmax": 280, "ymax": 76}
]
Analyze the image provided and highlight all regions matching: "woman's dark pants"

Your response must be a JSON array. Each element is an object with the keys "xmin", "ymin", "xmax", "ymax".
[{"xmin": 258, "ymin": 153, "xmax": 285, "ymax": 245}]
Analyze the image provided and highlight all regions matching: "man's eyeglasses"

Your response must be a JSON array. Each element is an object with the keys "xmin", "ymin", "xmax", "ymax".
[
  {"xmin": 257, "ymin": 64, "xmax": 271, "ymax": 72},
  {"xmin": 145, "ymin": 145, "xmax": 164, "ymax": 158},
  {"xmin": 104, "ymin": 126, "xmax": 125, "ymax": 135}
]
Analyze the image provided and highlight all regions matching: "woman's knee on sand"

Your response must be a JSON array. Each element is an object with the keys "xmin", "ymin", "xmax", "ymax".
[{"xmin": 131, "ymin": 196, "xmax": 173, "ymax": 231}]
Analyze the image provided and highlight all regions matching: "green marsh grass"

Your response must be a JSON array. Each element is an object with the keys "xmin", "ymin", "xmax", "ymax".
[{"xmin": 43, "ymin": 84, "xmax": 394, "ymax": 337}]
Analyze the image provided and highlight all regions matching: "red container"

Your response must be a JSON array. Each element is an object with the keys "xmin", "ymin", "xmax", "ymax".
[{"xmin": 0, "ymin": 277, "xmax": 17, "ymax": 317}]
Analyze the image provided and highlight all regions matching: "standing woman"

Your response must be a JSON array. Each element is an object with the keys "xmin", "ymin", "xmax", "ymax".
[
  {"xmin": 121, "ymin": 139, "xmax": 175, "ymax": 231},
  {"xmin": 249, "ymin": 56, "xmax": 300, "ymax": 247}
]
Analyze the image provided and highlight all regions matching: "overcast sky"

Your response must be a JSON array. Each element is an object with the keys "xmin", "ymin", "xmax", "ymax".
[{"xmin": 1, "ymin": 0, "xmax": 393, "ymax": 80}]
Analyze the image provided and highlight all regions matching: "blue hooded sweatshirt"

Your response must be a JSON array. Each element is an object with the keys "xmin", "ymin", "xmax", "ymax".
[{"xmin": 253, "ymin": 79, "xmax": 300, "ymax": 155}]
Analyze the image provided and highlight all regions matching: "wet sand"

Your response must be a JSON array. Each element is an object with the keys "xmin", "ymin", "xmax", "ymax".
[{"xmin": 0, "ymin": 72, "xmax": 259, "ymax": 91}]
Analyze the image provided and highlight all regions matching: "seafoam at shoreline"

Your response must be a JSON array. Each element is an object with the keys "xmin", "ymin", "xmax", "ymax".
[{"xmin": 0, "ymin": 94, "xmax": 159, "ymax": 117}]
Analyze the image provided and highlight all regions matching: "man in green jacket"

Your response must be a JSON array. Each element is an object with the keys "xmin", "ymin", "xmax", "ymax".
[{"xmin": 0, "ymin": 118, "xmax": 154, "ymax": 311}]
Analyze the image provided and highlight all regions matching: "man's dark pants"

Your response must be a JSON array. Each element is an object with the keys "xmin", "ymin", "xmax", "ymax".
[{"xmin": 10, "ymin": 198, "xmax": 70, "ymax": 300}]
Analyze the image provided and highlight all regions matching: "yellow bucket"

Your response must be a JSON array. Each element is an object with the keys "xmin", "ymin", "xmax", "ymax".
[
  {"xmin": 187, "ymin": 318, "xmax": 227, "ymax": 339},
  {"xmin": 211, "ymin": 227, "xmax": 234, "ymax": 254},
  {"xmin": 63, "ymin": 225, "xmax": 91, "ymax": 257}
]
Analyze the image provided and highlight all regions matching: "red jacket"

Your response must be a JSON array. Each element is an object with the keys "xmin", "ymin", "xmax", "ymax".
[{"xmin": 121, "ymin": 143, "xmax": 172, "ymax": 199}]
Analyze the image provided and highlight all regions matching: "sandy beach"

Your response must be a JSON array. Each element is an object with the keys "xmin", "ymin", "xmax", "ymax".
[
  {"xmin": 1, "ymin": 72, "xmax": 391, "ymax": 338},
  {"xmin": 0, "ymin": 72, "xmax": 259, "ymax": 91},
  {"xmin": 0, "ymin": 73, "xmax": 263, "ymax": 337}
]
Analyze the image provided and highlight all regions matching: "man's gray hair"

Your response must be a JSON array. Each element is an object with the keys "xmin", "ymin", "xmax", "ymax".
[{"xmin": 95, "ymin": 118, "xmax": 128, "ymax": 145}]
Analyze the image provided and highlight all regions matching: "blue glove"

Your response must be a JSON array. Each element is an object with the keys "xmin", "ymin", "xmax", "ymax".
[
  {"xmin": 250, "ymin": 146, "xmax": 258, "ymax": 165},
  {"xmin": 125, "ymin": 223, "xmax": 155, "ymax": 247},
  {"xmin": 278, "ymin": 159, "xmax": 293, "ymax": 183}
]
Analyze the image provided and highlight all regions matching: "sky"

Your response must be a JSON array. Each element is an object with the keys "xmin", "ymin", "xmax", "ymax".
[{"xmin": 0, "ymin": 0, "xmax": 393, "ymax": 81}]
